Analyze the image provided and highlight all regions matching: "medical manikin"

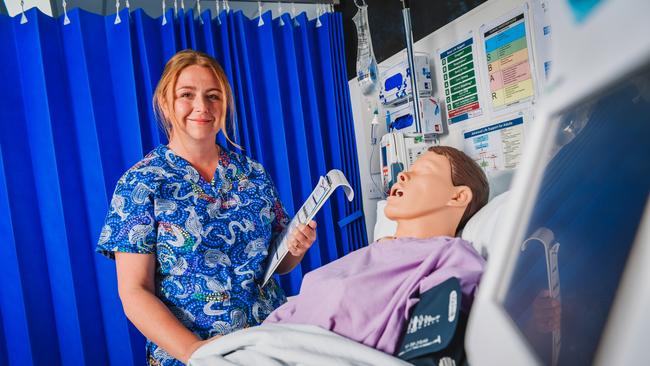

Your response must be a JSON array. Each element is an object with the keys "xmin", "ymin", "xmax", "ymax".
[{"xmin": 263, "ymin": 146, "xmax": 490, "ymax": 354}]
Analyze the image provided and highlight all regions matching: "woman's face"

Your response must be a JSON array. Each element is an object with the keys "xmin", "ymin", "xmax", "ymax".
[{"xmin": 167, "ymin": 64, "xmax": 225, "ymax": 144}]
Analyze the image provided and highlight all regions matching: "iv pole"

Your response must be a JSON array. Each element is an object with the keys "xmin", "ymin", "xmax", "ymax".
[{"xmin": 400, "ymin": 0, "xmax": 422, "ymax": 134}]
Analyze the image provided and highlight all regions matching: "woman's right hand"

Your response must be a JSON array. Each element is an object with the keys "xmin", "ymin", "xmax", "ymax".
[{"xmin": 115, "ymin": 252, "xmax": 210, "ymax": 363}]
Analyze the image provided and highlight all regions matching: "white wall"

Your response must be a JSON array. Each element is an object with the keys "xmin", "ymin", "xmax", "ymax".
[
  {"xmin": 4, "ymin": 0, "xmax": 53, "ymax": 16},
  {"xmin": 351, "ymin": 0, "xmax": 548, "ymax": 242}
]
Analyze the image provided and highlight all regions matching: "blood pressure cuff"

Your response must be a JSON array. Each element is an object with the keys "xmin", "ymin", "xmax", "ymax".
[{"xmin": 396, "ymin": 277, "xmax": 469, "ymax": 366}]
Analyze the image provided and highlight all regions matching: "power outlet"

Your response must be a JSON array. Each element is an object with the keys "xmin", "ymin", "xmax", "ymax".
[{"xmin": 367, "ymin": 174, "xmax": 384, "ymax": 200}]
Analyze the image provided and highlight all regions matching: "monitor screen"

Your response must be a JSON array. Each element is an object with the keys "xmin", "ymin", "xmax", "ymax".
[{"xmin": 501, "ymin": 64, "xmax": 650, "ymax": 365}]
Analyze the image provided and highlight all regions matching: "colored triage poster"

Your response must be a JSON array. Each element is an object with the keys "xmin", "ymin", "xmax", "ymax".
[
  {"xmin": 439, "ymin": 37, "xmax": 483, "ymax": 124},
  {"xmin": 463, "ymin": 116, "xmax": 524, "ymax": 173},
  {"xmin": 483, "ymin": 13, "xmax": 534, "ymax": 110}
]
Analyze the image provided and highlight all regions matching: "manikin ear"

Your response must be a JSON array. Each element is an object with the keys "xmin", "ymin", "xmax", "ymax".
[{"xmin": 447, "ymin": 185, "xmax": 473, "ymax": 209}]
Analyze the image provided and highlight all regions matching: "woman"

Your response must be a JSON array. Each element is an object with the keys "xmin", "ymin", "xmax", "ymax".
[{"xmin": 97, "ymin": 49, "xmax": 316, "ymax": 365}]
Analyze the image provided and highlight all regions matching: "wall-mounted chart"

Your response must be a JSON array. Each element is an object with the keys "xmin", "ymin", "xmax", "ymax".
[
  {"xmin": 439, "ymin": 36, "xmax": 483, "ymax": 124},
  {"xmin": 481, "ymin": 8, "xmax": 535, "ymax": 112},
  {"xmin": 463, "ymin": 115, "xmax": 525, "ymax": 174}
]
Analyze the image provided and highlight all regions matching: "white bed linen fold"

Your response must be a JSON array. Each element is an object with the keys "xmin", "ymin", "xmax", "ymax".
[{"xmin": 188, "ymin": 323, "xmax": 411, "ymax": 366}]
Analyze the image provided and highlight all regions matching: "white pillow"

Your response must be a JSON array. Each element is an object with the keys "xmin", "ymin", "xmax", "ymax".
[
  {"xmin": 461, "ymin": 191, "xmax": 510, "ymax": 259},
  {"xmin": 372, "ymin": 169, "xmax": 515, "ymax": 245},
  {"xmin": 373, "ymin": 199, "xmax": 398, "ymax": 242}
]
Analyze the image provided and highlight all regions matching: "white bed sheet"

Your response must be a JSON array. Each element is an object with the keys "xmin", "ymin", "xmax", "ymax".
[{"xmin": 188, "ymin": 323, "xmax": 410, "ymax": 366}]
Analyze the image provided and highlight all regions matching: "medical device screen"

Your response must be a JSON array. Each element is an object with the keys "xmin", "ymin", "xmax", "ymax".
[{"xmin": 501, "ymin": 64, "xmax": 650, "ymax": 365}]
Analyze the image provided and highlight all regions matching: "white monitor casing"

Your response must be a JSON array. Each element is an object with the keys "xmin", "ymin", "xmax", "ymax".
[{"xmin": 466, "ymin": 0, "xmax": 650, "ymax": 364}]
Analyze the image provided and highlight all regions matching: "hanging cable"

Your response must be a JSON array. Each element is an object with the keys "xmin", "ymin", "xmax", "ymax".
[
  {"xmin": 20, "ymin": 0, "xmax": 28, "ymax": 24},
  {"xmin": 114, "ymin": 0, "xmax": 121, "ymax": 24},
  {"xmin": 368, "ymin": 109, "xmax": 386, "ymax": 199},
  {"xmin": 62, "ymin": 0, "xmax": 70, "ymax": 25}
]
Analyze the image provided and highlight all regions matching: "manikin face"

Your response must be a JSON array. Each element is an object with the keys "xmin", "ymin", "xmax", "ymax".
[
  {"xmin": 167, "ymin": 64, "xmax": 225, "ymax": 144},
  {"xmin": 384, "ymin": 151, "xmax": 459, "ymax": 220}
]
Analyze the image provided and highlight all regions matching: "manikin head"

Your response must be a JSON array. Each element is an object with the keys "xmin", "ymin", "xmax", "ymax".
[{"xmin": 384, "ymin": 146, "xmax": 489, "ymax": 238}]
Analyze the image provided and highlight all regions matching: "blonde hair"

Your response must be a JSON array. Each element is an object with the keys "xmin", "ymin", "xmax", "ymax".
[{"xmin": 153, "ymin": 49, "xmax": 239, "ymax": 148}]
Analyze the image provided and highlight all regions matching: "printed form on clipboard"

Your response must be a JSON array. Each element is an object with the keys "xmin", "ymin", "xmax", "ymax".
[{"xmin": 262, "ymin": 169, "xmax": 354, "ymax": 286}]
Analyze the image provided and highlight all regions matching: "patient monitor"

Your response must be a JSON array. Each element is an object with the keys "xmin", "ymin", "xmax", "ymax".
[{"xmin": 466, "ymin": 1, "xmax": 650, "ymax": 365}]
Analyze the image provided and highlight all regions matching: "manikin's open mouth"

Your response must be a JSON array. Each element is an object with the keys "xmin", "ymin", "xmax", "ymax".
[{"xmin": 389, "ymin": 187, "xmax": 404, "ymax": 197}]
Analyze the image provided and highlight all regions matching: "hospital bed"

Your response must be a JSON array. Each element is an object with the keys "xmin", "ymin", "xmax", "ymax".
[{"xmin": 187, "ymin": 172, "xmax": 514, "ymax": 366}]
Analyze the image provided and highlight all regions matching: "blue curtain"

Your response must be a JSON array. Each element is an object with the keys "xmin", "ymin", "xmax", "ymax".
[{"xmin": 0, "ymin": 7, "xmax": 366, "ymax": 366}]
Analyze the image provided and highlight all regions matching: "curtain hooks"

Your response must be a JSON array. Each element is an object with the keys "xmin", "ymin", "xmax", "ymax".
[
  {"xmin": 20, "ymin": 0, "xmax": 28, "ymax": 24},
  {"xmin": 62, "ymin": 0, "xmax": 70, "ymax": 25},
  {"xmin": 257, "ymin": 1, "xmax": 264, "ymax": 26},
  {"xmin": 292, "ymin": 2, "xmax": 299, "ymax": 27},
  {"xmin": 162, "ymin": 0, "xmax": 168, "ymax": 25},
  {"xmin": 315, "ymin": 3, "xmax": 322, "ymax": 28},
  {"xmin": 277, "ymin": 1, "xmax": 284, "ymax": 26},
  {"xmin": 173, "ymin": 0, "xmax": 177, "ymax": 16},
  {"xmin": 114, "ymin": 0, "xmax": 121, "ymax": 24},
  {"xmin": 215, "ymin": 0, "xmax": 221, "ymax": 24},
  {"xmin": 224, "ymin": 0, "xmax": 230, "ymax": 13},
  {"xmin": 181, "ymin": 0, "xmax": 185, "ymax": 12},
  {"xmin": 197, "ymin": 0, "xmax": 203, "ymax": 24}
]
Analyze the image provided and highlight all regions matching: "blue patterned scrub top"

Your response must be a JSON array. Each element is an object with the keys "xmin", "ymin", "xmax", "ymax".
[{"xmin": 96, "ymin": 145, "xmax": 289, "ymax": 366}]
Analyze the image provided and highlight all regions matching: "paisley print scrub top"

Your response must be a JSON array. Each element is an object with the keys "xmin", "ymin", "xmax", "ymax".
[{"xmin": 96, "ymin": 145, "xmax": 289, "ymax": 366}]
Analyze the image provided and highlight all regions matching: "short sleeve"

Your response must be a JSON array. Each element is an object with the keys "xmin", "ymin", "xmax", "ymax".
[{"xmin": 96, "ymin": 171, "xmax": 158, "ymax": 259}]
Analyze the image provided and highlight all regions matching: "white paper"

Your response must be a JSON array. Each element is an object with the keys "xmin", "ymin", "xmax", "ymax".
[
  {"xmin": 480, "ymin": 5, "xmax": 536, "ymax": 115},
  {"xmin": 462, "ymin": 115, "xmax": 525, "ymax": 174}
]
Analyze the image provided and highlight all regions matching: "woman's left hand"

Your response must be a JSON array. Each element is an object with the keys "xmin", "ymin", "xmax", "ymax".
[
  {"xmin": 185, "ymin": 335, "xmax": 223, "ymax": 363},
  {"xmin": 287, "ymin": 220, "xmax": 317, "ymax": 257}
]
